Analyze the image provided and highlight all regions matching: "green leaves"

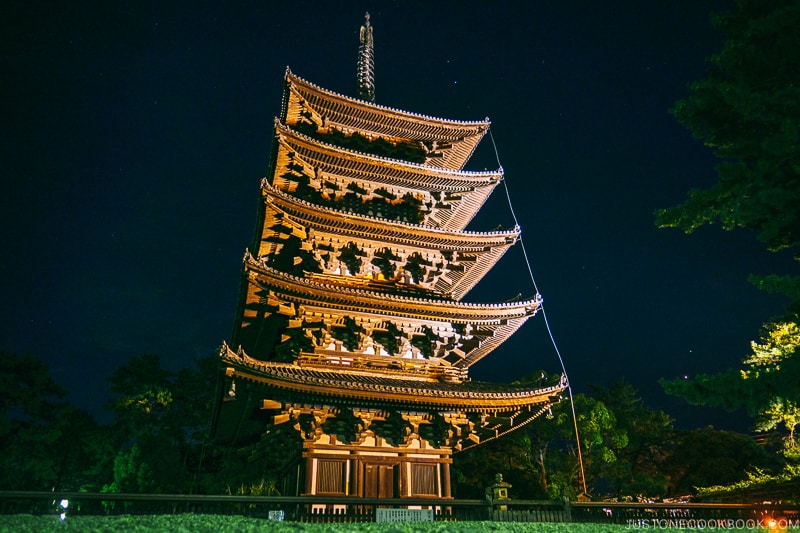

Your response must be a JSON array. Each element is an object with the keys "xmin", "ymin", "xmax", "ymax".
[
  {"xmin": 665, "ymin": 427, "xmax": 771, "ymax": 496},
  {"xmin": 102, "ymin": 354, "xmax": 219, "ymax": 494},
  {"xmin": 459, "ymin": 382, "xmax": 673, "ymax": 501},
  {"xmin": 0, "ymin": 351, "xmax": 67, "ymax": 421},
  {"xmin": 657, "ymin": 1, "xmax": 800, "ymax": 497},
  {"xmin": 0, "ymin": 352, "xmax": 114, "ymax": 491},
  {"xmin": 657, "ymin": 0, "xmax": 800, "ymax": 257},
  {"xmin": 661, "ymin": 319, "xmax": 800, "ymax": 444}
]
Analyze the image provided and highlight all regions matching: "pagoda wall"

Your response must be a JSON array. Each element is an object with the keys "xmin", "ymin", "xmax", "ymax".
[{"xmin": 301, "ymin": 435, "xmax": 452, "ymax": 503}]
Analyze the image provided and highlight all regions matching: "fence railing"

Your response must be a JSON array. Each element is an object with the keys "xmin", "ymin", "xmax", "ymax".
[
  {"xmin": 572, "ymin": 501, "xmax": 800, "ymax": 529},
  {"xmin": 1, "ymin": 491, "xmax": 797, "ymax": 525}
]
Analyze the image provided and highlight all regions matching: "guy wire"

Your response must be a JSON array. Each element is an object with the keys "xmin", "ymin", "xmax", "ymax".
[{"xmin": 488, "ymin": 129, "xmax": 588, "ymax": 496}]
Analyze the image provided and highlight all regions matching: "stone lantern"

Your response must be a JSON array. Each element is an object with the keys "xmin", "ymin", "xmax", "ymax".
[{"xmin": 486, "ymin": 473, "xmax": 513, "ymax": 511}]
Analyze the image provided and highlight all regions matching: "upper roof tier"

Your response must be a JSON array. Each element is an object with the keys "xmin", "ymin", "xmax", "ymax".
[
  {"xmin": 269, "ymin": 122, "xmax": 501, "ymax": 231},
  {"xmin": 255, "ymin": 183, "xmax": 519, "ymax": 300},
  {"xmin": 281, "ymin": 69, "xmax": 491, "ymax": 171}
]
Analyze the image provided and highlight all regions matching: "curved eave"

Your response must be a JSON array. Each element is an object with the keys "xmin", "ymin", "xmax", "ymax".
[
  {"xmin": 245, "ymin": 256, "xmax": 540, "ymax": 324},
  {"xmin": 281, "ymin": 68, "xmax": 489, "ymax": 170},
  {"xmin": 221, "ymin": 347, "xmax": 566, "ymax": 412},
  {"xmin": 259, "ymin": 187, "xmax": 518, "ymax": 300},
  {"xmin": 257, "ymin": 187, "xmax": 520, "ymax": 300},
  {"xmin": 275, "ymin": 121, "xmax": 501, "ymax": 190},
  {"xmin": 262, "ymin": 183, "xmax": 518, "ymax": 250},
  {"xmin": 272, "ymin": 123, "xmax": 500, "ymax": 231},
  {"xmin": 241, "ymin": 258, "xmax": 540, "ymax": 369}
]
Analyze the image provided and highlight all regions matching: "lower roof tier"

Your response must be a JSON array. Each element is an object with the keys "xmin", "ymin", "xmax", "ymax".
[
  {"xmin": 220, "ymin": 341, "xmax": 566, "ymax": 410},
  {"xmin": 212, "ymin": 342, "xmax": 567, "ymax": 449},
  {"xmin": 231, "ymin": 256, "xmax": 542, "ymax": 370}
]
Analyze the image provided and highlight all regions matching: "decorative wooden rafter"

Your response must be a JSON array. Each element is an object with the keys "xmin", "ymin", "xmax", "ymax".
[
  {"xmin": 268, "ymin": 121, "xmax": 502, "ymax": 230},
  {"xmin": 255, "ymin": 183, "xmax": 519, "ymax": 300},
  {"xmin": 234, "ymin": 257, "xmax": 541, "ymax": 371}
]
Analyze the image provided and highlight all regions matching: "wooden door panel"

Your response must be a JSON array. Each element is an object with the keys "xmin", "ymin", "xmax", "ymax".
[{"xmin": 363, "ymin": 463, "xmax": 395, "ymax": 499}]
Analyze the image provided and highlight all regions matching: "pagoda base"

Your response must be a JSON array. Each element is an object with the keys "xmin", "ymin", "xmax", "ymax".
[{"xmin": 301, "ymin": 435, "xmax": 452, "ymax": 504}]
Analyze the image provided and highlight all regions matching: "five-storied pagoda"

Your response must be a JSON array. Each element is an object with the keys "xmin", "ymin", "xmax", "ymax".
[{"xmin": 210, "ymin": 13, "xmax": 567, "ymax": 502}]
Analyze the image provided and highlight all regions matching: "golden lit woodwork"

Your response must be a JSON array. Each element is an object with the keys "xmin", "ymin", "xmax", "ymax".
[{"xmin": 210, "ymin": 14, "xmax": 565, "ymax": 502}]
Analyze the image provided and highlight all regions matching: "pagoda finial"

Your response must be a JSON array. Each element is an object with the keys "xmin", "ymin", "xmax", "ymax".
[{"xmin": 357, "ymin": 12, "xmax": 375, "ymax": 103}]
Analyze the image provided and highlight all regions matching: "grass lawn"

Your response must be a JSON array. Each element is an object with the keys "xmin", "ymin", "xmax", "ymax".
[{"xmin": 0, "ymin": 514, "xmax": 780, "ymax": 532}]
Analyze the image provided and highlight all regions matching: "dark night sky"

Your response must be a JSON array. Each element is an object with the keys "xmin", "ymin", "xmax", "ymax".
[{"xmin": 2, "ymin": 1, "xmax": 794, "ymax": 431}]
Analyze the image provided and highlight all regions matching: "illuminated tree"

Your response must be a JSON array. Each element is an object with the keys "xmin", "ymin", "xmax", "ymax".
[
  {"xmin": 590, "ymin": 381, "xmax": 674, "ymax": 498},
  {"xmin": 759, "ymin": 397, "xmax": 800, "ymax": 442},
  {"xmin": 661, "ymin": 321, "xmax": 800, "ymax": 445},
  {"xmin": 103, "ymin": 354, "xmax": 217, "ymax": 493},
  {"xmin": 466, "ymin": 389, "xmax": 629, "ymax": 499},
  {"xmin": 745, "ymin": 322, "xmax": 800, "ymax": 442}
]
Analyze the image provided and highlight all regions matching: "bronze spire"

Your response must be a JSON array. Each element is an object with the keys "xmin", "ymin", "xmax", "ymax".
[{"xmin": 357, "ymin": 12, "xmax": 375, "ymax": 102}]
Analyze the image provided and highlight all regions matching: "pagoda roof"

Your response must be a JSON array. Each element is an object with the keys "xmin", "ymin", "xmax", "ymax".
[
  {"xmin": 256, "ymin": 184, "xmax": 519, "ymax": 300},
  {"xmin": 270, "ymin": 122, "xmax": 501, "ymax": 231},
  {"xmin": 212, "ymin": 341, "xmax": 566, "ymax": 447},
  {"xmin": 220, "ymin": 342, "xmax": 566, "ymax": 412},
  {"xmin": 235, "ymin": 257, "xmax": 541, "ymax": 369},
  {"xmin": 281, "ymin": 68, "xmax": 490, "ymax": 170}
]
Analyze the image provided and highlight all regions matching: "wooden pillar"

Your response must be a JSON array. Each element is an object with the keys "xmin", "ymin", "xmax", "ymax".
[
  {"xmin": 356, "ymin": 458, "xmax": 364, "ymax": 497},
  {"xmin": 345, "ymin": 458, "xmax": 352, "ymax": 495},
  {"xmin": 305, "ymin": 457, "xmax": 316, "ymax": 495},
  {"xmin": 441, "ymin": 460, "xmax": 452, "ymax": 498}
]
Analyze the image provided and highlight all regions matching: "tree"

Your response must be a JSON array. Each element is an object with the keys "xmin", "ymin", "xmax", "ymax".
[
  {"xmin": 454, "ymin": 394, "xmax": 629, "ymax": 500},
  {"xmin": 0, "ymin": 352, "xmax": 66, "ymax": 489},
  {"xmin": 655, "ymin": 0, "xmax": 800, "ymax": 350},
  {"xmin": 568, "ymin": 394, "xmax": 630, "ymax": 497},
  {"xmin": 103, "ymin": 353, "xmax": 218, "ymax": 493},
  {"xmin": 660, "ymin": 330, "xmax": 800, "ymax": 500},
  {"xmin": 590, "ymin": 381, "xmax": 675, "ymax": 498},
  {"xmin": 0, "ymin": 351, "xmax": 112, "ymax": 490},
  {"xmin": 526, "ymin": 391, "xmax": 629, "ymax": 500},
  {"xmin": 657, "ymin": 0, "xmax": 800, "ymax": 449},
  {"xmin": 46, "ymin": 402, "xmax": 118, "ymax": 491},
  {"xmin": 453, "ymin": 380, "xmax": 681, "ymax": 501},
  {"xmin": 451, "ymin": 429, "xmax": 539, "ymax": 499},
  {"xmin": 654, "ymin": 0, "xmax": 800, "ymax": 260},
  {"xmin": 661, "ymin": 320, "xmax": 800, "ymax": 445},
  {"xmin": 747, "ymin": 322, "xmax": 800, "ymax": 441},
  {"xmin": 106, "ymin": 354, "xmax": 175, "ymax": 440},
  {"xmin": 664, "ymin": 426, "xmax": 772, "ymax": 496}
]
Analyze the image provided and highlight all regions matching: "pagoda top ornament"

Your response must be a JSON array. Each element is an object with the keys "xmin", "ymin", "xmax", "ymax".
[{"xmin": 357, "ymin": 12, "xmax": 375, "ymax": 103}]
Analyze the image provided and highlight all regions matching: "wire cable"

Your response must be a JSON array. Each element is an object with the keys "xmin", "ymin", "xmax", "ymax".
[{"xmin": 488, "ymin": 129, "xmax": 588, "ymax": 496}]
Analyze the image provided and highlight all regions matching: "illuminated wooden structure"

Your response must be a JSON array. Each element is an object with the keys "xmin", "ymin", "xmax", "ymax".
[{"xmin": 210, "ymin": 13, "xmax": 566, "ymax": 502}]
